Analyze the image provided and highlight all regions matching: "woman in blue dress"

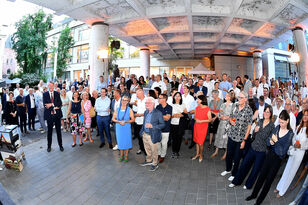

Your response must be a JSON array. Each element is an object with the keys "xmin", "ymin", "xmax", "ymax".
[{"xmin": 112, "ymin": 95, "xmax": 135, "ymax": 162}]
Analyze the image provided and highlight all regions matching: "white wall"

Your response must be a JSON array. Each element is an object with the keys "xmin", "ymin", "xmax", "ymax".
[{"xmin": 214, "ymin": 56, "xmax": 253, "ymax": 80}]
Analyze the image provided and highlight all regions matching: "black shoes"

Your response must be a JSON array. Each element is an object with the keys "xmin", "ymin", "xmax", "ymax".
[
  {"xmin": 60, "ymin": 146, "xmax": 64, "ymax": 152},
  {"xmin": 99, "ymin": 142, "xmax": 105, "ymax": 148},
  {"xmin": 245, "ymin": 195, "xmax": 256, "ymax": 201},
  {"xmin": 188, "ymin": 144, "xmax": 195, "ymax": 149},
  {"xmin": 109, "ymin": 144, "xmax": 113, "ymax": 149},
  {"xmin": 47, "ymin": 147, "xmax": 51, "ymax": 152}
]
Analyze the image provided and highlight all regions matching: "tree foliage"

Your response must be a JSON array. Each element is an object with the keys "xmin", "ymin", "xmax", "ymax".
[
  {"xmin": 55, "ymin": 26, "xmax": 74, "ymax": 78},
  {"xmin": 12, "ymin": 10, "xmax": 53, "ymax": 75},
  {"xmin": 108, "ymin": 36, "xmax": 124, "ymax": 71}
]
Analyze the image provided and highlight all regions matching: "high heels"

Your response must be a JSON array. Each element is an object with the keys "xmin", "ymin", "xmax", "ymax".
[
  {"xmin": 191, "ymin": 155, "xmax": 199, "ymax": 160},
  {"xmin": 90, "ymin": 139, "xmax": 93, "ymax": 143},
  {"xmin": 83, "ymin": 138, "xmax": 89, "ymax": 142},
  {"xmin": 210, "ymin": 153, "xmax": 217, "ymax": 158},
  {"xmin": 199, "ymin": 157, "xmax": 203, "ymax": 163}
]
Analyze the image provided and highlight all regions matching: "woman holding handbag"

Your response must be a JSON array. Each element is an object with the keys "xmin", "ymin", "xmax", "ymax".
[
  {"xmin": 275, "ymin": 109, "xmax": 308, "ymax": 198},
  {"xmin": 82, "ymin": 92, "xmax": 93, "ymax": 143},
  {"xmin": 229, "ymin": 105, "xmax": 275, "ymax": 189}
]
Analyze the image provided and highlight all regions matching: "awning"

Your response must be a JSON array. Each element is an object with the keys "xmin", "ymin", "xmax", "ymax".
[{"xmin": 188, "ymin": 63, "xmax": 215, "ymax": 75}]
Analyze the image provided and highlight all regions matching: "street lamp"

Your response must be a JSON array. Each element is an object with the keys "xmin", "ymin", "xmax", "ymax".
[
  {"xmin": 97, "ymin": 48, "xmax": 109, "ymax": 62},
  {"xmin": 290, "ymin": 52, "xmax": 300, "ymax": 63}
]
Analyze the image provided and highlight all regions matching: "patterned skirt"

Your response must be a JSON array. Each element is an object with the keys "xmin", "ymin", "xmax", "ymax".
[{"xmin": 70, "ymin": 113, "xmax": 85, "ymax": 135}]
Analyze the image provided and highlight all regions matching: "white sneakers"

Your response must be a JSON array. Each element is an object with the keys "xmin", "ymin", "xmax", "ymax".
[
  {"xmin": 289, "ymin": 202, "xmax": 296, "ymax": 205},
  {"xmin": 228, "ymin": 183, "xmax": 235, "ymax": 188},
  {"xmin": 228, "ymin": 176, "xmax": 234, "ymax": 181},
  {"xmin": 113, "ymin": 144, "xmax": 118, "ymax": 151},
  {"xmin": 243, "ymin": 185, "xmax": 247, "ymax": 190},
  {"xmin": 221, "ymin": 171, "xmax": 231, "ymax": 176}
]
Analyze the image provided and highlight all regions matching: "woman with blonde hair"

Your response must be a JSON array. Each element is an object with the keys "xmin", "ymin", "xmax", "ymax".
[
  {"xmin": 81, "ymin": 92, "xmax": 93, "ymax": 143},
  {"xmin": 60, "ymin": 89, "xmax": 70, "ymax": 132}
]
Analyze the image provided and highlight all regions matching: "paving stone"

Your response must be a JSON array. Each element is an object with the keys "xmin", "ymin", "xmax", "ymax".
[{"xmin": 0, "ymin": 129, "xmax": 302, "ymax": 205}]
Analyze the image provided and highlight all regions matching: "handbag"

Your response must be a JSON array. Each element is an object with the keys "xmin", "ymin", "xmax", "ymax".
[
  {"xmin": 287, "ymin": 146, "xmax": 296, "ymax": 155},
  {"xmin": 89, "ymin": 106, "xmax": 96, "ymax": 118}
]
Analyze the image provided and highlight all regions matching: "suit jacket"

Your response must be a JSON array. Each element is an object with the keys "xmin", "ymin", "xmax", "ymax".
[
  {"xmin": 1, "ymin": 93, "xmax": 7, "ymax": 110},
  {"xmin": 43, "ymin": 91, "xmax": 63, "ymax": 120},
  {"xmin": 139, "ymin": 108, "xmax": 165, "ymax": 144},
  {"xmin": 25, "ymin": 94, "xmax": 36, "ymax": 114},
  {"xmin": 193, "ymin": 85, "xmax": 208, "ymax": 96}
]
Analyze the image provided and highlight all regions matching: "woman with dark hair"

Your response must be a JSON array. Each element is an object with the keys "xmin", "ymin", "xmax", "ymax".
[
  {"xmin": 163, "ymin": 77, "xmax": 171, "ymax": 96},
  {"xmin": 139, "ymin": 76, "xmax": 146, "ymax": 87},
  {"xmin": 148, "ymin": 89, "xmax": 159, "ymax": 107},
  {"xmin": 4, "ymin": 92, "xmax": 18, "ymax": 125},
  {"xmin": 246, "ymin": 110, "xmax": 293, "ymax": 205},
  {"xmin": 211, "ymin": 92, "xmax": 233, "ymax": 160},
  {"xmin": 192, "ymin": 95, "xmax": 212, "ymax": 162},
  {"xmin": 236, "ymin": 76, "xmax": 244, "ymax": 90},
  {"xmin": 275, "ymin": 109, "xmax": 308, "ymax": 198},
  {"xmin": 117, "ymin": 77, "xmax": 126, "ymax": 89},
  {"xmin": 170, "ymin": 92, "xmax": 187, "ymax": 158},
  {"xmin": 67, "ymin": 91, "xmax": 85, "ymax": 147},
  {"xmin": 229, "ymin": 105, "xmax": 275, "ymax": 189},
  {"xmin": 153, "ymin": 87, "xmax": 162, "ymax": 98}
]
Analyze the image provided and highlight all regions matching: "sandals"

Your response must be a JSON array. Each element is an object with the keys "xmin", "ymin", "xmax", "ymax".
[{"xmin": 118, "ymin": 157, "xmax": 123, "ymax": 162}]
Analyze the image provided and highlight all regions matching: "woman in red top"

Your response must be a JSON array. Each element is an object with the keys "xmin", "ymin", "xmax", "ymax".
[{"xmin": 192, "ymin": 95, "xmax": 212, "ymax": 162}]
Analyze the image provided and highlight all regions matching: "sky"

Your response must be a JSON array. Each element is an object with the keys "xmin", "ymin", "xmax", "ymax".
[{"xmin": 0, "ymin": 0, "xmax": 67, "ymax": 34}]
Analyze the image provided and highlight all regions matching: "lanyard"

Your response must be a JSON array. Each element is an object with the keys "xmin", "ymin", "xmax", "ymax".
[{"xmin": 117, "ymin": 106, "xmax": 128, "ymax": 121}]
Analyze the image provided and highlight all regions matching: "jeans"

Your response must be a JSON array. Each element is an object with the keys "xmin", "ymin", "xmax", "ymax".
[
  {"xmin": 226, "ymin": 137, "xmax": 242, "ymax": 176},
  {"xmin": 97, "ymin": 115, "xmax": 112, "ymax": 144},
  {"xmin": 37, "ymin": 108, "xmax": 47, "ymax": 130},
  {"xmin": 232, "ymin": 148, "xmax": 266, "ymax": 189},
  {"xmin": 292, "ymin": 174, "xmax": 308, "ymax": 204},
  {"xmin": 18, "ymin": 113, "xmax": 27, "ymax": 133},
  {"xmin": 158, "ymin": 132, "xmax": 169, "ymax": 158}
]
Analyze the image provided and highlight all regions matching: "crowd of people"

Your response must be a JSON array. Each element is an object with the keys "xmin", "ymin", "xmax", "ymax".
[{"xmin": 0, "ymin": 73, "xmax": 308, "ymax": 205}]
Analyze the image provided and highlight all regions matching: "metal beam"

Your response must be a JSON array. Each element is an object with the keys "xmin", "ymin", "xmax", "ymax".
[{"xmin": 185, "ymin": 0, "xmax": 194, "ymax": 58}]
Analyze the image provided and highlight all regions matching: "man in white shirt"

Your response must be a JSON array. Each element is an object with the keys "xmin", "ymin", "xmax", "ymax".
[
  {"xmin": 66, "ymin": 86, "xmax": 75, "ymax": 101},
  {"xmin": 14, "ymin": 83, "xmax": 20, "ymax": 99},
  {"xmin": 204, "ymin": 74, "xmax": 214, "ymax": 99},
  {"xmin": 260, "ymin": 76, "xmax": 269, "ymax": 89},
  {"xmin": 263, "ymin": 87, "xmax": 272, "ymax": 105},
  {"xmin": 274, "ymin": 98, "xmax": 296, "ymax": 133},
  {"xmin": 96, "ymin": 76, "xmax": 107, "ymax": 91},
  {"xmin": 132, "ymin": 89, "xmax": 147, "ymax": 155},
  {"xmin": 229, "ymin": 80, "xmax": 240, "ymax": 99},
  {"xmin": 182, "ymin": 85, "xmax": 195, "ymax": 113},
  {"xmin": 300, "ymin": 81, "xmax": 307, "ymax": 99},
  {"xmin": 252, "ymin": 79, "xmax": 263, "ymax": 99},
  {"xmin": 273, "ymin": 96, "xmax": 284, "ymax": 121},
  {"xmin": 258, "ymin": 96, "xmax": 266, "ymax": 120},
  {"xmin": 151, "ymin": 74, "xmax": 167, "ymax": 94}
]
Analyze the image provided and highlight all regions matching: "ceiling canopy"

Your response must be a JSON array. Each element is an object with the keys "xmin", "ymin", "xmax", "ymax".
[{"xmin": 26, "ymin": 0, "xmax": 308, "ymax": 59}]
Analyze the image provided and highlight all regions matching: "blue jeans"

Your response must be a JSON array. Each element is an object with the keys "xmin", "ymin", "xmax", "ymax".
[
  {"xmin": 97, "ymin": 115, "xmax": 112, "ymax": 144},
  {"xmin": 232, "ymin": 148, "xmax": 266, "ymax": 189},
  {"xmin": 226, "ymin": 137, "xmax": 242, "ymax": 176},
  {"xmin": 293, "ymin": 174, "xmax": 308, "ymax": 204}
]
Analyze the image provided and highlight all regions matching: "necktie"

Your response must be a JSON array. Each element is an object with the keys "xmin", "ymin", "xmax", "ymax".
[
  {"xmin": 51, "ymin": 92, "xmax": 54, "ymax": 114},
  {"xmin": 51, "ymin": 92, "xmax": 54, "ymax": 103}
]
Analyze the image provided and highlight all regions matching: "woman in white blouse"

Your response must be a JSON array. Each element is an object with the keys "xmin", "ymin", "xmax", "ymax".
[
  {"xmin": 170, "ymin": 92, "xmax": 187, "ymax": 158},
  {"xmin": 275, "ymin": 109, "xmax": 308, "ymax": 198}
]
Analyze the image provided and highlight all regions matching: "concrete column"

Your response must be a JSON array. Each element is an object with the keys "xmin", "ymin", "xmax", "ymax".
[
  {"xmin": 89, "ymin": 22, "xmax": 109, "ymax": 92},
  {"xmin": 253, "ymin": 50, "xmax": 262, "ymax": 80},
  {"xmin": 292, "ymin": 27, "xmax": 308, "ymax": 85},
  {"xmin": 140, "ymin": 48, "xmax": 150, "ymax": 77}
]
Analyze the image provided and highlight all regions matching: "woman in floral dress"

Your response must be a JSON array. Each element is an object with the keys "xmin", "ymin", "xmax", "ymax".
[{"xmin": 67, "ymin": 91, "xmax": 85, "ymax": 147}]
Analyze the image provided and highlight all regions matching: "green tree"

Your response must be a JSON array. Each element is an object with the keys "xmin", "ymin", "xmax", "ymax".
[
  {"xmin": 55, "ymin": 26, "xmax": 74, "ymax": 78},
  {"xmin": 108, "ymin": 36, "xmax": 124, "ymax": 71},
  {"xmin": 12, "ymin": 10, "xmax": 52, "ymax": 75}
]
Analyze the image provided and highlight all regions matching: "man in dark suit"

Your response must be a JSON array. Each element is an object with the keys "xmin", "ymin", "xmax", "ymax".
[
  {"xmin": 193, "ymin": 78, "xmax": 208, "ymax": 97},
  {"xmin": 25, "ymin": 88, "xmax": 36, "ymax": 131},
  {"xmin": 16, "ymin": 88, "xmax": 28, "ymax": 136},
  {"xmin": 43, "ymin": 82, "xmax": 64, "ymax": 152}
]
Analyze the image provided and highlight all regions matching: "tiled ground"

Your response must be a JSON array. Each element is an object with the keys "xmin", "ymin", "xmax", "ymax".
[{"xmin": 0, "ymin": 128, "xmax": 303, "ymax": 205}]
